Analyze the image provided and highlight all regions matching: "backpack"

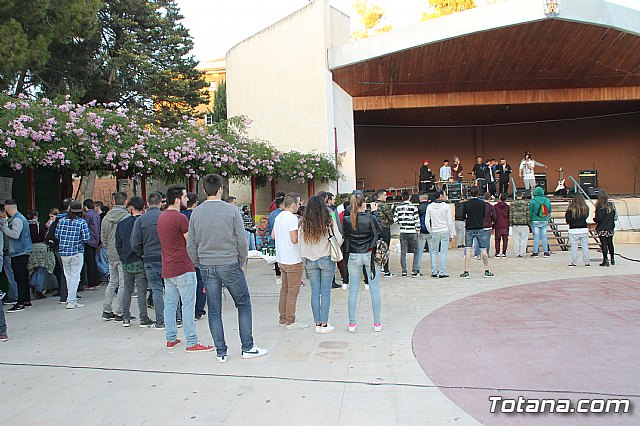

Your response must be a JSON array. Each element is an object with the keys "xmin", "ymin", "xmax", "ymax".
[
  {"xmin": 533, "ymin": 199, "xmax": 550, "ymax": 218},
  {"xmin": 44, "ymin": 217, "xmax": 60, "ymax": 250},
  {"xmin": 372, "ymin": 239, "xmax": 390, "ymax": 267}
]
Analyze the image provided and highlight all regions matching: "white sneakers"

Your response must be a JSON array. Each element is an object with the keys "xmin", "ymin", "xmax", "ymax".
[
  {"xmin": 66, "ymin": 302, "xmax": 85, "ymax": 309},
  {"xmin": 373, "ymin": 324, "xmax": 382, "ymax": 332},
  {"xmin": 364, "ymin": 284, "xmax": 370, "ymax": 291},
  {"xmin": 315, "ymin": 324, "xmax": 335, "ymax": 334},
  {"xmin": 341, "ymin": 283, "xmax": 348, "ymax": 290},
  {"xmin": 242, "ymin": 346, "xmax": 269, "ymax": 359},
  {"xmin": 285, "ymin": 322, "xmax": 309, "ymax": 330},
  {"xmin": 275, "ymin": 277, "xmax": 282, "ymax": 285}
]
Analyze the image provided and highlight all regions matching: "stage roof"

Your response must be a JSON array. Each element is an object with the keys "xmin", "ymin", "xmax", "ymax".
[{"xmin": 329, "ymin": 0, "xmax": 640, "ymax": 126}]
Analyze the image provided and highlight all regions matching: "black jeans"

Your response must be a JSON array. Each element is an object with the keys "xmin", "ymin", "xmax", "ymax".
[
  {"xmin": 600, "ymin": 236, "xmax": 615, "ymax": 261},
  {"xmin": 83, "ymin": 244, "xmax": 100, "ymax": 286},
  {"xmin": 380, "ymin": 227, "xmax": 391, "ymax": 273},
  {"xmin": 11, "ymin": 254, "xmax": 30, "ymax": 304},
  {"xmin": 498, "ymin": 180, "xmax": 509, "ymax": 195}
]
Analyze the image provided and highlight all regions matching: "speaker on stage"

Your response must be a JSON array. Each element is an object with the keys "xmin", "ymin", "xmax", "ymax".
[
  {"xmin": 579, "ymin": 170, "xmax": 599, "ymax": 191},
  {"xmin": 534, "ymin": 173, "xmax": 547, "ymax": 193},
  {"xmin": 445, "ymin": 183, "xmax": 462, "ymax": 201}
]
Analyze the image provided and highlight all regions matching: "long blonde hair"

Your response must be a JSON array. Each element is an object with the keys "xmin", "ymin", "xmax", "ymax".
[
  {"xmin": 350, "ymin": 193, "xmax": 366, "ymax": 231},
  {"xmin": 567, "ymin": 193, "xmax": 589, "ymax": 218}
]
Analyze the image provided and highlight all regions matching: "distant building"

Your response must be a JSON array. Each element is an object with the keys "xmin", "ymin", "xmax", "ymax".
[{"xmin": 196, "ymin": 58, "xmax": 227, "ymax": 126}]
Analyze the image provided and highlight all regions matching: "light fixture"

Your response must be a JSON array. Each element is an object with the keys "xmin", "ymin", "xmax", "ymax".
[{"xmin": 543, "ymin": 0, "xmax": 560, "ymax": 17}]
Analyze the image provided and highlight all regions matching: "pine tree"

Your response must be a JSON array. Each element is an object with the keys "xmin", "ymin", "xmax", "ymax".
[
  {"xmin": 0, "ymin": 0, "xmax": 102, "ymax": 94},
  {"xmin": 38, "ymin": 0, "xmax": 208, "ymax": 127}
]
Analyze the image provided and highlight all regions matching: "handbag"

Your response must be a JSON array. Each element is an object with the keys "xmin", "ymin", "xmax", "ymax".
[{"xmin": 328, "ymin": 226, "xmax": 343, "ymax": 262}]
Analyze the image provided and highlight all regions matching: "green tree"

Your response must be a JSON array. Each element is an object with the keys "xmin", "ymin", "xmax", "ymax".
[
  {"xmin": 211, "ymin": 80, "xmax": 227, "ymax": 124},
  {"xmin": 0, "ymin": 0, "xmax": 102, "ymax": 94},
  {"xmin": 352, "ymin": 0, "xmax": 392, "ymax": 40},
  {"xmin": 422, "ymin": 0, "xmax": 476, "ymax": 20},
  {"xmin": 38, "ymin": 0, "xmax": 208, "ymax": 128}
]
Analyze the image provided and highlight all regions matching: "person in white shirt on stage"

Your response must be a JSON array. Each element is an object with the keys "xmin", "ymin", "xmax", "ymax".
[{"xmin": 440, "ymin": 160, "xmax": 452, "ymax": 182}]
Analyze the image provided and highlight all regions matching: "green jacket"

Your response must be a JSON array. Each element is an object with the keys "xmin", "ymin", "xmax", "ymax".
[
  {"xmin": 529, "ymin": 187, "xmax": 552, "ymax": 222},
  {"xmin": 377, "ymin": 202, "xmax": 395, "ymax": 228}
]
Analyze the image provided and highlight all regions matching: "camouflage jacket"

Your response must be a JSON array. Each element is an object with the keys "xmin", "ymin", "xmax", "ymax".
[
  {"xmin": 377, "ymin": 202, "xmax": 395, "ymax": 228},
  {"xmin": 509, "ymin": 200, "xmax": 530, "ymax": 226}
]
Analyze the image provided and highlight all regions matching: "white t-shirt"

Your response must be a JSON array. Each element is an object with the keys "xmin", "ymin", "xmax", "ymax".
[{"xmin": 273, "ymin": 210, "xmax": 302, "ymax": 265}]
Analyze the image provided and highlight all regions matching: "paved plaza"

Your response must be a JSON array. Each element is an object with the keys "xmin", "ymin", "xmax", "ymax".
[{"xmin": 1, "ymin": 246, "xmax": 639, "ymax": 425}]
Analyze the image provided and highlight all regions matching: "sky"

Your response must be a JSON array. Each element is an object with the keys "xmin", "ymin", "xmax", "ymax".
[{"xmin": 175, "ymin": 0, "xmax": 437, "ymax": 64}]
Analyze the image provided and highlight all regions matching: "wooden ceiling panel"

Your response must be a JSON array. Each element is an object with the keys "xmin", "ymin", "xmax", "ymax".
[{"xmin": 332, "ymin": 20, "xmax": 640, "ymax": 97}]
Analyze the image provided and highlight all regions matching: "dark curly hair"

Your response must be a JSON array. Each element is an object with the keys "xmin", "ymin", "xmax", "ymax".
[{"xmin": 300, "ymin": 195, "xmax": 332, "ymax": 244}]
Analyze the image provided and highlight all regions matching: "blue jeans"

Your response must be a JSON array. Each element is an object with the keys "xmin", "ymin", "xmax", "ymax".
[
  {"xmin": 3, "ymin": 255, "xmax": 18, "ymax": 301},
  {"xmin": 30, "ymin": 266, "xmax": 47, "ymax": 292},
  {"xmin": 429, "ymin": 232, "xmax": 450, "ymax": 275},
  {"xmin": 245, "ymin": 231, "xmax": 256, "ymax": 251},
  {"xmin": 195, "ymin": 268, "xmax": 206, "ymax": 316},
  {"xmin": 472, "ymin": 229, "xmax": 491, "ymax": 256},
  {"xmin": 305, "ymin": 256, "xmax": 335, "ymax": 323},
  {"xmin": 347, "ymin": 253, "xmax": 381, "ymax": 325},
  {"xmin": 465, "ymin": 229, "xmax": 487, "ymax": 251},
  {"xmin": 0, "ymin": 264, "xmax": 6, "ymax": 334},
  {"xmin": 144, "ymin": 262, "xmax": 165, "ymax": 325},
  {"xmin": 414, "ymin": 234, "xmax": 431, "ymax": 273},
  {"xmin": 199, "ymin": 262, "xmax": 254, "ymax": 356},
  {"xmin": 531, "ymin": 221, "xmax": 549, "ymax": 254},
  {"xmin": 164, "ymin": 271, "xmax": 198, "ymax": 346}
]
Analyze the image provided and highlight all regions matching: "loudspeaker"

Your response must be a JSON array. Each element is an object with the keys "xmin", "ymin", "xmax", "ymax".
[
  {"xmin": 445, "ymin": 183, "xmax": 462, "ymax": 201},
  {"xmin": 579, "ymin": 170, "xmax": 599, "ymax": 190},
  {"xmin": 534, "ymin": 173, "xmax": 547, "ymax": 193}
]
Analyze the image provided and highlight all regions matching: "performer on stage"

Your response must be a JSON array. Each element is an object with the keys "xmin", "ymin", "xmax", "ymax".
[
  {"xmin": 472, "ymin": 156, "xmax": 490, "ymax": 196},
  {"xmin": 496, "ymin": 158, "xmax": 513, "ymax": 195},
  {"xmin": 519, "ymin": 151, "xmax": 547, "ymax": 191},
  {"xmin": 452, "ymin": 156, "xmax": 464, "ymax": 182},
  {"xmin": 419, "ymin": 159, "xmax": 435, "ymax": 192},
  {"xmin": 487, "ymin": 159, "xmax": 498, "ymax": 197},
  {"xmin": 440, "ymin": 160, "xmax": 452, "ymax": 181}
]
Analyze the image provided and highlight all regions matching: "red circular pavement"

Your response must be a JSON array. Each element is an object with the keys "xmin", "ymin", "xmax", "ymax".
[{"xmin": 412, "ymin": 275, "xmax": 640, "ymax": 425}]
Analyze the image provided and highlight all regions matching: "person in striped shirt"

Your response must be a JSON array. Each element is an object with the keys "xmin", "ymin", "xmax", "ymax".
[{"xmin": 393, "ymin": 192, "xmax": 421, "ymax": 277}]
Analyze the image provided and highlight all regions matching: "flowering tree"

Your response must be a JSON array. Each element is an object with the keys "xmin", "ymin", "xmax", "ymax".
[{"xmin": 0, "ymin": 94, "xmax": 339, "ymax": 185}]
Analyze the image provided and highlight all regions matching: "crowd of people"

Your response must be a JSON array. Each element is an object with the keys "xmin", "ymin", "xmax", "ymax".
[{"xmin": 0, "ymin": 174, "xmax": 619, "ymax": 347}]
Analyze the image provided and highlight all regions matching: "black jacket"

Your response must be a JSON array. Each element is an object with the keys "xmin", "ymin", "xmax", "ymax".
[
  {"xmin": 130, "ymin": 207, "xmax": 162, "ymax": 263},
  {"xmin": 565, "ymin": 209, "xmax": 588, "ymax": 229},
  {"xmin": 594, "ymin": 204, "xmax": 616, "ymax": 232},
  {"xmin": 454, "ymin": 200, "xmax": 465, "ymax": 221},
  {"xmin": 116, "ymin": 215, "xmax": 142, "ymax": 265},
  {"xmin": 417, "ymin": 201, "xmax": 430, "ymax": 234},
  {"xmin": 462, "ymin": 198, "xmax": 486, "ymax": 230},
  {"xmin": 343, "ymin": 212, "xmax": 380, "ymax": 254}
]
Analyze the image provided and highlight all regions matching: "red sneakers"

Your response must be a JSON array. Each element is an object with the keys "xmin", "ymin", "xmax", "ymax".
[
  {"xmin": 166, "ymin": 339, "xmax": 181, "ymax": 349},
  {"xmin": 186, "ymin": 342, "xmax": 215, "ymax": 353}
]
